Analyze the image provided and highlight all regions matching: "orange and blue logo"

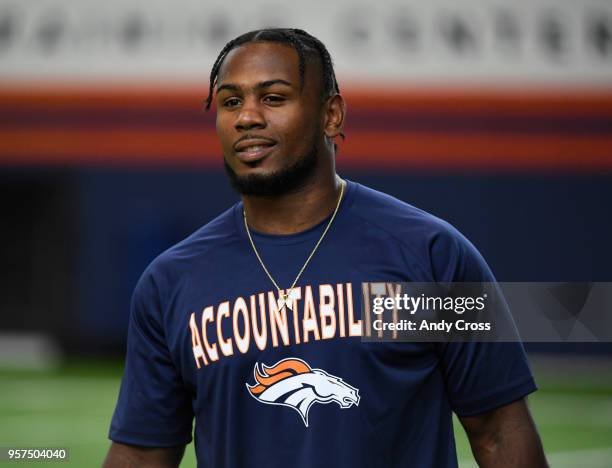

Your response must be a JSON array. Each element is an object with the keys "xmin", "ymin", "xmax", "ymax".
[{"xmin": 246, "ymin": 357, "xmax": 360, "ymax": 427}]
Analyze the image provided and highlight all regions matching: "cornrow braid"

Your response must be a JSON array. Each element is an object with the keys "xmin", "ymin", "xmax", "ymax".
[
  {"xmin": 281, "ymin": 31, "xmax": 307, "ymax": 91},
  {"xmin": 204, "ymin": 28, "xmax": 341, "ymax": 111},
  {"xmin": 292, "ymin": 28, "xmax": 340, "ymax": 96},
  {"xmin": 205, "ymin": 37, "xmax": 242, "ymax": 111},
  {"xmin": 290, "ymin": 28, "xmax": 344, "ymax": 142}
]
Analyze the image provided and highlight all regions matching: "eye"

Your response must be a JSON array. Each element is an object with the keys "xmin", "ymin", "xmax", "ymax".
[
  {"xmin": 222, "ymin": 97, "xmax": 241, "ymax": 108},
  {"xmin": 263, "ymin": 95, "xmax": 286, "ymax": 105}
]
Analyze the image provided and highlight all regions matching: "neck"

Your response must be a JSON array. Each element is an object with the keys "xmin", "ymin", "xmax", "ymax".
[{"xmin": 242, "ymin": 171, "xmax": 343, "ymax": 235}]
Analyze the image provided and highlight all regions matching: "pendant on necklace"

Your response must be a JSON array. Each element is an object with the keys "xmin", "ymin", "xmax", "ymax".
[{"xmin": 277, "ymin": 288, "xmax": 298, "ymax": 311}]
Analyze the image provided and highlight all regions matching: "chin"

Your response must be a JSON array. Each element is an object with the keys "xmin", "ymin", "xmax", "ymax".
[{"xmin": 223, "ymin": 145, "xmax": 318, "ymax": 196}]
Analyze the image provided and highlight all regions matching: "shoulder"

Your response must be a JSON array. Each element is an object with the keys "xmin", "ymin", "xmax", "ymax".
[
  {"xmin": 350, "ymin": 182, "xmax": 463, "ymax": 255},
  {"xmin": 350, "ymin": 182, "xmax": 494, "ymax": 282},
  {"xmin": 351, "ymin": 183, "xmax": 455, "ymax": 238}
]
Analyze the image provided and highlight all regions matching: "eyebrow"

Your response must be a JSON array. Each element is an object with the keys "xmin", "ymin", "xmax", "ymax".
[{"xmin": 216, "ymin": 79, "xmax": 293, "ymax": 94}]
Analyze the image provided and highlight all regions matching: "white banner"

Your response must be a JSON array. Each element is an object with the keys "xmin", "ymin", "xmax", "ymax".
[{"xmin": 0, "ymin": 0, "xmax": 611, "ymax": 86}]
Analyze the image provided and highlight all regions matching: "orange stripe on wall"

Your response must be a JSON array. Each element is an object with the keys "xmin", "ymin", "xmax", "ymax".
[
  {"xmin": 0, "ymin": 83, "xmax": 209, "ymax": 111},
  {"xmin": 2, "ymin": 128, "xmax": 611, "ymax": 170},
  {"xmin": 0, "ymin": 129, "xmax": 220, "ymax": 157},
  {"xmin": 2, "ymin": 84, "xmax": 611, "ymax": 170},
  {"xmin": 343, "ymin": 133, "xmax": 612, "ymax": 170},
  {"xmin": 345, "ymin": 87, "xmax": 612, "ymax": 115},
  {"xmin": 2, "ymin": 84, "xmax": 612, "ymax": 115}
]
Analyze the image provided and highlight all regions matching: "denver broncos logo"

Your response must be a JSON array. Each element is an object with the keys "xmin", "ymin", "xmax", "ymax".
[{"xmin": 246, "ymin": 357, "xmax": 360, "ymax": 427}]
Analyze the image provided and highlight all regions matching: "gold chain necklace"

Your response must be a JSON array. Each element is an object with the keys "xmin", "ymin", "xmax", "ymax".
[{"xmin": 243, "ymin": 179, "xmax": 346, "ymax": 311}]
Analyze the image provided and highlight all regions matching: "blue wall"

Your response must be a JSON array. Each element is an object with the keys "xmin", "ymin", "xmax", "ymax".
[{"xmin": 64, "ymin": 168, "xmax": 612, "ymax": 351}]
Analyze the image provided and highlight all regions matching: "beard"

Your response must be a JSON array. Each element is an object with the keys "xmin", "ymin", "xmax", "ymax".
[{"xmin": 223, "ymin": 144, "xmax": 319, "ymax": 197}]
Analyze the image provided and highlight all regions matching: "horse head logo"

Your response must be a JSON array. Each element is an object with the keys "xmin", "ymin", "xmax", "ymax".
[{"xmin": 246, "ymin": 357, "xmax": 360, "ymax": 427}]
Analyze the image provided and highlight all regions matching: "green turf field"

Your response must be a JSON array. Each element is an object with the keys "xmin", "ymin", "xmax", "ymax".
[{"xmin": 0, "ymin": 356, "xmax": 611, "ymax": 467}]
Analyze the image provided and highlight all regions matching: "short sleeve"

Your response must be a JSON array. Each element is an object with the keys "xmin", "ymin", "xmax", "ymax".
[
  {"xmin": 431, "ymin": 225, "xmax": 537, "ymax": 416},
  {"xmin": 109, "ymin": 269, "xmax": 193, "ymax": 446}
]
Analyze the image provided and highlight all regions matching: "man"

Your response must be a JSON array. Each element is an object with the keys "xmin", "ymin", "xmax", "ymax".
[{"xmin": 104, "ymin": 28, "xmax": 548, "ymax": 467}]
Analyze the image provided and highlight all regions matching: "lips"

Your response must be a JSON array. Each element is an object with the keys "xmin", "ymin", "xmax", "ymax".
[{"xmin": 234, "ymin": 138, "xmax": 277, "ymax": 163}]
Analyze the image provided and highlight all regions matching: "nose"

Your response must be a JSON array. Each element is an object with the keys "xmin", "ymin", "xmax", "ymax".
[{"xmin": 235, "ymin": 98, "xmax": 265, "ymax": 131}]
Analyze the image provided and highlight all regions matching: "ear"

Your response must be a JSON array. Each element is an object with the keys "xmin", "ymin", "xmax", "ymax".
[{"xmin": 323, "ymin": 94, "xmax": 346, "ymax": 141}]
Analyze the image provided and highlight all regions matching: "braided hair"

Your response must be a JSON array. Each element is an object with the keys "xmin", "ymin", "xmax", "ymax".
[{"xmin": 204, "ymin": 28, "xmax": 341, "ymax": 111}]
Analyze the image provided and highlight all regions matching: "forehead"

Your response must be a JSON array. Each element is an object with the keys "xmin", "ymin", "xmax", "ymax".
[{"xmin": 217, "ymin": 41, "xmax": 321, "ymax": 91}]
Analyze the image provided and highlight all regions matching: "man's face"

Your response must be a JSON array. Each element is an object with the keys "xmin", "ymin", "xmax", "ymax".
[{"xmin": 215, "ymin": 41, "xmax": 325, "ymax": 196}]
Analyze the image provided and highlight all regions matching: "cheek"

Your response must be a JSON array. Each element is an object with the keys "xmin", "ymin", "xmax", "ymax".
[
  {"xmin": 216, "ymin": 116, "xmax": 235, "ymax": 148},
  {"xmin": 270, "ymin": 111, "xmax": 316, "ymax": 147}
]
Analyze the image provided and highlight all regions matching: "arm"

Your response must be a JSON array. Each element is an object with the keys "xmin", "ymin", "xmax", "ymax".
[
  {"xmin": 107, "ymin": 270, "xmax": 193, "ymax": 464},
  {"xmin": 103, "ymin": 442, "xmax": 185, "ymax": 468},
  {"xmin": 459, "ymin": 398, "xmax": 548, "ymax": 468}
]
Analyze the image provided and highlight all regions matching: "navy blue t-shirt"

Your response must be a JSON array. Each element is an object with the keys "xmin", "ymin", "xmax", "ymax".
[{"xmin": 109, "ymin": 180, "xmax": 536, "ymax": 467}]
